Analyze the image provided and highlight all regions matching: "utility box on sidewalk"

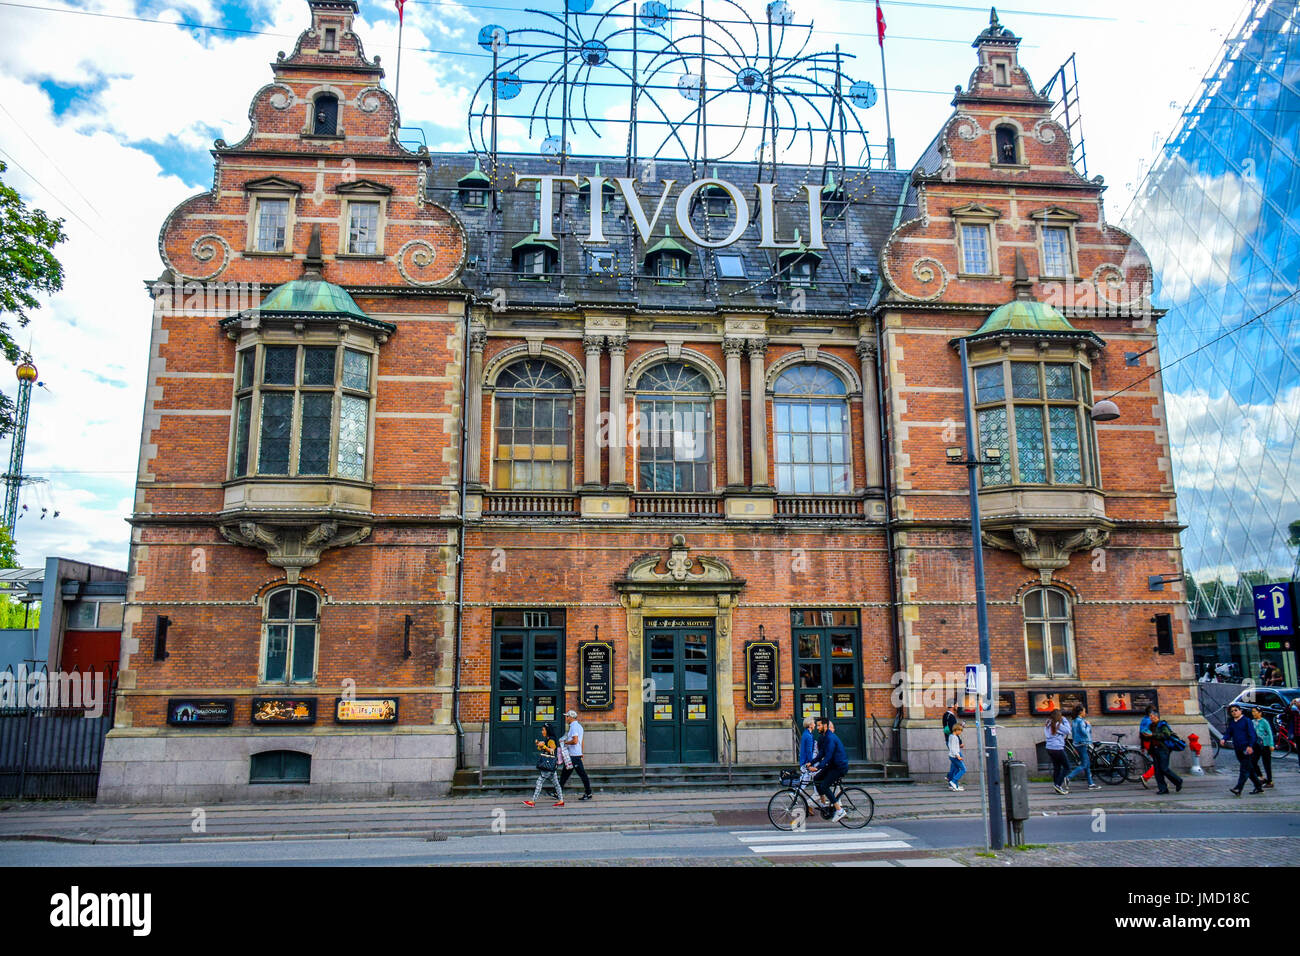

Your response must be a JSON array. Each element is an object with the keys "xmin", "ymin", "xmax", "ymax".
[{"xmin": 1003, "ymin": 759, "xmax": 1029, "ymax": 846}]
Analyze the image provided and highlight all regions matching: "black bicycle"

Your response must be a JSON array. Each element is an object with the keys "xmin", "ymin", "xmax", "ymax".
[{"xmin": 767, "ymin": 769, "xmax": 874, "ymax": 830}]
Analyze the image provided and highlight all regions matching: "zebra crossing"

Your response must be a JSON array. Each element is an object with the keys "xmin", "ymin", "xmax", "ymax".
[{"xmin": 730, "ymin": 826, "xmax": 917, "ymax": 856}]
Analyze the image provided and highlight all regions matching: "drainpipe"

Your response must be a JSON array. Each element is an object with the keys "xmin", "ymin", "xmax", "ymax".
[{"xmin": 452, "ymin": 291, "xmax": 474, "ymax": 770}]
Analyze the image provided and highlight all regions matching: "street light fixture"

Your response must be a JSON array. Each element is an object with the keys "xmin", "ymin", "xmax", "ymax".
[{"xmin": 1090, "ymin": 399, "xmax": 1121, "ymax": 422}]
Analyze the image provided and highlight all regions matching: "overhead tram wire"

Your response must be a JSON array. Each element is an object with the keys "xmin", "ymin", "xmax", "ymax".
[
  {"xmin": 0, "ymin": 101, "xmax": 107, "ymax": 225},
  {"xmin": 0, "ymin": 146, "xmax": 106, "ymax": 241}
]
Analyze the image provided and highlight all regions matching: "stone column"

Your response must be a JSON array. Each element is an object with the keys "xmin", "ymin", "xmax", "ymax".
[
  {"xmin": 606, "ymin": 335, "xmax": 629, "ymax": 487},
  {"xmin": 466, "ymin": 325, "xmax": 487, "ymax": 487},
  {"xmin": 583, "ymin": 334, "xmax": 604, "ymax": 486},
  {"xmin": 747, "ymin": 337, "xmax": 770, "ymax": 488},
  {"xmin": 722, "ymin": 337, "xmax": 746, "ymax": 487},
  {"xmin": 857, "ymin": 337, "xmax": 884, "ymax": 489}
]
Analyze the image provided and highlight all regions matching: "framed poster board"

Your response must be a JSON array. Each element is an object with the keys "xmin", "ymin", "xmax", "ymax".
[
  {"xmin": 578, "ymin": 641, "xmax": 615, "ymax": 711},
  {"xmin": 1028, "ymin": 689, "xmax": 1088, "ymax": 716},
  {"xmin": 1100, "ymin": 688, "xmax": 1159, "ymax": 715},
  {"xmin": 251, "ymin": 697, "xmax": 317, "ymax": 725},
  {"xmin": 334, "ymin": 698, "xmax": 399, "ymax": 723},
  {"xmin": 744, "ymin": 640, "xmax": 780, "ymax": 708},
  {"xmin": 958, "ymin": 690, "xmax": 1016, "ymax": 717},
  {"xmin": 167, "ymin": 698, "xmax": 234, "ymax": 726}
]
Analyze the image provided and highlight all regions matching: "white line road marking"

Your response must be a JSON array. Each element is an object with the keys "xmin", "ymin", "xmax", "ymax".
[
  {"xmin": 732, "ymin": 828, "xmax": 898, "ymax": 842},
  {"xmin": 747, "ymin": 840, "xmax": 914, "ymax": 853}
]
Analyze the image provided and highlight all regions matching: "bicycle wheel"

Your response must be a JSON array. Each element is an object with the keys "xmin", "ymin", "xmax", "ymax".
[
  {"xmin": 1122, "ymin": 749, "xmax": 1148, "ymax": 785},
  {"xmin": 1093, "ymin": 750, "xmax": 1126, "ymax": 785},
  {"xmin": 836, "ymin": 787, "xmax": 875, "ymax": 829},
  {"xmin": 767, "ymin": 788, "xmax": 808, "ymax": 831}
]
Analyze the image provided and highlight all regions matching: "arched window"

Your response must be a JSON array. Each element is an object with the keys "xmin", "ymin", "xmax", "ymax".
[
  {"xmin": 636, "ymin": 361, "xmax": 712, "ymax": 492},
  {"xmin": 994, "ymin": 124, "xmax": 1019, "ymax": 165},
  {"xmin": 1023, "ymin": 586, "xmax": 1075, "ymax": 679},
  {"xmin": 773, "ymin": 365, "xmax": 851, "ymax": 494},
  {"xmin": 313, "ymin": 93, "xmax": 339, "ymax": 135},
  {"xmin": 972, "ymin": 360, "xmax": 1096, "ymax": 487},
  {"xmin": 494, "ymin": 359, "xmax": 573, "ymax": 491},
  {"xmin": 263, "ymin": 586, "xmax": 319, "ymax": 684}
]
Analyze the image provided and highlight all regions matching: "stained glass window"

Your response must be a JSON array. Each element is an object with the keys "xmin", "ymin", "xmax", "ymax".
[
  {"xmin": 976, "ymin": 408, "xmax": 1012, "ymax": 485},
  {"xmin": 1048, "ymin": 407, "xmax": 1083, "ymax": 483},
  {"xmin": 1044, "ymin": 364, "xmax": 1075, "ymax": 399},
  {"xmin": 264, "ymin": 587, "xmax": 319, "ymax": 684},
  {"xmin": 258, "ymin": 392, "xmax": 292, "ymax": 475},
  {"xmin": 494, "ymin": 359, "xmax": 573, "ymax": 491},
  {"xmin": 298, "ymin": 394, "xmax": 333, "ymax": 475},
  {"xmin": 263, "ymin": 346, "xmax": 296, "ymax": 385},
  {"xmin": 1015, "ymin": 406, "xmax": 1047, "ymax": 483},
  {"xmin": 337, "ymin": 395, "xmax": 368, "ymax": 479},
  {"xmin": 233, "ymin": 396, "xmax": 252, "ymax": 477},
  {"xmin": 974, "ymin": 364, "xmax": 1004, "ymax": 403},
  {"xmin": 303, "ymin": 347, "xmax": 336, "ymax": 386},
  {"xmin": 342, "ymin": 349, "xmax": 370, "ymax": 391},
  {"xmin": 774, "ymin": 365, "xmax": 851, "ymax": 495}
]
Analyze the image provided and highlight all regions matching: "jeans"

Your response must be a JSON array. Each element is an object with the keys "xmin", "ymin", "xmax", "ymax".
[
  {"xmin": 1151, "ymin": 745, "xmax": 1182, "ymax": 793},
  {"xmin": 1234, "ymin": 750, "xmax": 1263, "ymax": 791},
  {"xmin": 1047, "ymin": 747, "xmax": 1071, "ymax": 787},
  {"xmin": 559, "ymin": 756, "xmax": 592, "ymax": 796},
  {"xmin": 1251, "ymin": 746, "xmax": 1272, "ymax": 784},
  {"xmin": 1064, "ymin": 745, "xmax": 1094, "ymax": 785},
  {"xmin": 814, "ymin": 766, "xmax": 845, "ymax": 801},
  {"xmin": 947, "ymin": 756, "xmax": 966, "ymax": 786}
]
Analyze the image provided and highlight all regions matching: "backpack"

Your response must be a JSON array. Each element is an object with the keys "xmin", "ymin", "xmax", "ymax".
[{"xmin": 1156, "ymin": 720, "xmax": 1186, "ymax": 751}]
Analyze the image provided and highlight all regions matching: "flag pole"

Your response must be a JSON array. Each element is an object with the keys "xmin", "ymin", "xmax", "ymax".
[
  {"xmin": 876, "ymin": 1, "xmax": 895, "ymax": 168},
  {"xmin": 395, "ymin": 2, "xmax": 405, "ymax": 110}
]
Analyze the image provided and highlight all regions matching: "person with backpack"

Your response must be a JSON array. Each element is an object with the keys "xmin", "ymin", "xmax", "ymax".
[{"xmin": 1141, "ymin": 708, "xmax": 1184, "ymax": 795}]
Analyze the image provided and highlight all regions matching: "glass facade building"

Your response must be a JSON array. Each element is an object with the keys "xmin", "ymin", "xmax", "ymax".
[{"xmin": 1123, "ymin": 0, "xmax": 1300, "ymax": 680}]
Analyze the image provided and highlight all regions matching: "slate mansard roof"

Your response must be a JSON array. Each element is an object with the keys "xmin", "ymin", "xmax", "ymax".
[{"xmin": 423, "ymin": 153, "xmax": 910, "ymax": 315}]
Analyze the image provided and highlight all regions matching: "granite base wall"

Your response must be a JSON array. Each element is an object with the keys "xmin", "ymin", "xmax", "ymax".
[{"xmin": 98, "ymin": 728, "xmax": 456, "ymax": 804}]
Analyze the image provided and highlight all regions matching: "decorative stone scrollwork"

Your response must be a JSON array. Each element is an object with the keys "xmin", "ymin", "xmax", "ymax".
[
  {"xmin": 469, "ymin": 326, "xmax": 488, "ymax": 353},
  {"xmin": 746, "ymin": 336, "xmax": 769, "ymax": 357},
  {"xmin": 955, "ymin": 113, "xmax": 984, "ymax": 141},
  {"xmin": 1033, "ymin": 119, "xmax": 1058, "ymax": 144},
  {"xmin": 357, "ymin": 87, "xmax": 385, "ymax": 112},
  {"xmin": 617, "ymin": 535, "xmax": 743, "ymax": 591},
  {"xmin": 220, "ymin": 519, "xmax": 372, "ymax": 585},
  {"xmin": 185, "ymin": 234, "xmax": 233, "ymax": 281},
  {"xmin": 1091, "ymin": 263, "xmax": 1128, "ymax": 306},
  {"xmin": 582, "ymin": 334, "xmax": 605, "ymax": 354},
  {"xmin": 268, "ymin": 85, "xmax": 294, "ymax": 110},
  {"xmin": 721, "ymin": 336, "xmax": 748, "ymax": 356},
  {"xmin": 909, "ymin": 256, "xmax": 950, "ymax": 302},
  {"xmin": 855, "ymin": 338, "xmax": 877, "ymax": 361},
  {"xmin": 982, "ymin": 525, "xmax": 1112, "ymax": 583},
  {"xmin": 605, "ymin": 334, "xmax": 629, "ymax": 354},
  {"xmin": 396, "ymin": 238, "xmax": 439, "ymax": 286}
]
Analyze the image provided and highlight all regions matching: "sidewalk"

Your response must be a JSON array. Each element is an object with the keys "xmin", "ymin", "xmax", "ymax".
[{"xmin": 1, "ymin": 765, "xmax": 1295, "ymax": 845}]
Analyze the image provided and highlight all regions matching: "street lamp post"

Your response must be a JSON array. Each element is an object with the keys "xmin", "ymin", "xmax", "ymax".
[{"xmin": 952, "ymin": 337, "xmax": 1006, "ymax": 850}]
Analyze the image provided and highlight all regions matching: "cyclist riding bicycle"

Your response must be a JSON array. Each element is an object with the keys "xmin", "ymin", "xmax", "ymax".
[
  {"xmin": 798, "ymin": 716, "xmax": 818, "ymax": 787},
  {"xmin": 807, "ymin": 715, "xmax": 849, "ymax": 823}
]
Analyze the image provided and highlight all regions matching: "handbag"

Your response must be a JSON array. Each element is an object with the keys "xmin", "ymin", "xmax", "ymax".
[{"xmin": 536, "ymin": 752, "xmax": 557, "ymax": 773}]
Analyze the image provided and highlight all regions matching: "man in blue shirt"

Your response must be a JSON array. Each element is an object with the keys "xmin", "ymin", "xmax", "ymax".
[{"xmin": 810, "ymin": 716, "xmax": 849, "ymax": 823}]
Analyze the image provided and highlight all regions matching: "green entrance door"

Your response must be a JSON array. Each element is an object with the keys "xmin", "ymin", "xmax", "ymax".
[
  {"xmin": 644, "ymin": 619, "xmax": 716, "ymax": 764},
  {"xmin": 490, "ymin": 610, "xmax": 565, "ymax": 767},
  {"xmin": 792, "ymin": 609, "xmax": 864, "ymax": 760}
]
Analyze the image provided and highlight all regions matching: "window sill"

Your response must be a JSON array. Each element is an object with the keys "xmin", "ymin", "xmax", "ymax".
[
  {"xmin": 244, "ymin": 250, "xmax": 294, "ymax": 258},
  {"xmin": 301, "ymin": 132, "xmax": 346, "ymax": 141},
  {"xmin": 956, "ymin": 272, "xmax": 1003, "ymax": 280},
  {"xmin": 991, "ymin": 163, "xmax": 1030, "ymax": 171},
  {"xmin": 337, "ymin": 252, "xmax": 385, "ymax": 260}
]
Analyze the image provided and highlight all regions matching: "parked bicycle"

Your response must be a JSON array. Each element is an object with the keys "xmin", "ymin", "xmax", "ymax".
[{"xmin": 767, "ymin": 768, "xmax": 874, "ymax": 830}]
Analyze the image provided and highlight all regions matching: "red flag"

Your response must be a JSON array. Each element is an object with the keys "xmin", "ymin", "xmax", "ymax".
[
  {"xmin": 875, "ymin": 0, "xmax": 886, "ymax": 47},
  {"xmin": 395, "ymin": 0, "xmax": 406, "ymax": 24}
]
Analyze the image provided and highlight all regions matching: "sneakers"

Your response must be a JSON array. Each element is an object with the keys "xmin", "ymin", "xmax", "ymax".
[
  {"xmin": 831, "ymin": 808, "xmax": 847, "ymax": 823},
  {"xmin": 954, "ymin": 785, "xmax": 966, "ymax": 792},
  {"xmin": 523, "ymin": 800, "xmax": 536, "ymax": 807},
  {"xmin": 1229, "ymin": 787, "xmax": 1242, "ymax": 796},
  {"xmin": 1052, "ymin": 784, "xmax": 1067, "ymax": 795},
  {"xmin": 553, "ymin": 800, "xmax": 565, "ymax": 807},
  {"xmin": 948, "ymin": 781, "xmax": 959, "ymax": 792},
  {"xmin": 1088, "ymin": 783, "xmax": 1103, "ymax": 791},
  {"xmin": 580, "ymin": 793, "xmax": 593, "ymax": 800}
]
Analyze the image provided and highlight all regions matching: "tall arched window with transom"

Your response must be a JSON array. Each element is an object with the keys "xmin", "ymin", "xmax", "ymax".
[
  {"xmin": 262, "ymin": 586, "xmax": 320, "ymax": 684},
  {"xmin": 773, "ymin": 365, "xmax": 852, "ymax": 494},
  {"xmin": 493, "ymin": 359, "xmax": 573, "ymax": 491},
  {"xmin": 635, "ymin": 361, "xmax": 713, "ymax": 492},
  {"xmin": 1023, "ymin": 586, "xmax": 1076, "ymax": 679}
]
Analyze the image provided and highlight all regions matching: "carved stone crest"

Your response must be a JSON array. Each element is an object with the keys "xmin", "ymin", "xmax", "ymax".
[
  {"xmin": 616, "ymin": 535, "xmax": 744, "ymax": 595},
  {"xmin": 982, "ymin": 524, "xmax": 1112, "ymax": 583},
  {"xmin": 220, "ymin": 519, "xmax": 371, "ymax": 584}
]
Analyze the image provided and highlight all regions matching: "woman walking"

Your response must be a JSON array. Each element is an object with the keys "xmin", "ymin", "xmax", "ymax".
[
  {"xmin": 524, "ymin": 723, "xmax": 564, "ymax": 808},
  {"xmin": 1251, "ymin": 705, "xmax": 1274, "ymax": 788},
  {"xmin": 1044, "ymin": 708, "xmax": 1072, "ymax": 794},
  {"xmin": 1064, "ymin": 704, "xmax": 1102, "ymax": 791}
]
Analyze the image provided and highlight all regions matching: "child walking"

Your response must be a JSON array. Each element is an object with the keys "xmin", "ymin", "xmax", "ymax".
[{"xmin": 946, "ymin": 721, "xmax": 967, "ymax": 792}]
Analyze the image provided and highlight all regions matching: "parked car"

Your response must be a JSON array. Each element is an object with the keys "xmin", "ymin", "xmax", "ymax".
[{"xmin": 1227, "ymin": 686, "xmax": 1300, "ymax": 718}]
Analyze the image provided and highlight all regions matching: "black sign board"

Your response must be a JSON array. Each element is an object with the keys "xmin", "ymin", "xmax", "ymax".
[
  {"xmin": 1028, "ymin": 689, "xmax": 1088, "ymax": 716},
  {"xmin": 251, "ymin": 697, "xmax": 317, "ymax": 725},
  {"xmin": 335, "ymin": 698, "xmax": 399, "ymax": 723},
  {"xmin": 645, "ymin": 618, "xmax": 713, "ymax": 628},
  {"xmin": 1100, "ymin": 688, "xmax": 1160, "ymax": 715},
  {"xmin": 744, "ymin": 640, "xmax": 780, "ymax": 708},
  {"xmin": 959, "ymin": 690, "xmax": 1017, "ymax": 717},
  {"xmin": 578, "ymin": 641, "xmax": 615, "ymax": 711},
  {"xmin": 167, "ymin": 698, "xmax": 234, "ymax": 726}
]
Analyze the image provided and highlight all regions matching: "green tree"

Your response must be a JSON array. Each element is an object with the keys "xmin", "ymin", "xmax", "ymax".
[{"xmin": 0, "ymin": 159, "xmax": 66, "ymax": 437}]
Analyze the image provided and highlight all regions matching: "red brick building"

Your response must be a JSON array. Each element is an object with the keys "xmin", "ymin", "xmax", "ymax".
[{"xmin": 101, "ymin": 2, "xmax": 1200, "ymax": 801}]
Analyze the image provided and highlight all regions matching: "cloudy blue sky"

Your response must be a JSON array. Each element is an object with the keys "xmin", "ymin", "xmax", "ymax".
[{"xmin": 0, "ymin": 0, "xmax": 1246, "ymax": 570}]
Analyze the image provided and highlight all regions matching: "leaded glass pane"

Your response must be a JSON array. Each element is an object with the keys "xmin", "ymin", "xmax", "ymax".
[
  {"xmin": 298, "ymin": 393, "xmax": 333, "ymax": 475},
  {"xmin": 291, "ymin": 624, "xmax": 316, "ymax": 682},
  {"xmin": 337, "ymin": 395, "xmax": 368, "ymax": 480},
  {"xmin": 1015, "ymin": 406, "xmax": 1047, "ymax": 482},
  {"xmin": 497, "ymin": 359, "xmax": 570, "ymax": 391},
  {"xmin": 1010, "ymin": 362, "xmax": 1041, "ymax": 398},
  {"xmin": 263, "ymin": 346, "xmax": 296, "ymax": 385},
  {"xmin": 264, "ymin": 624, "xmax": 288, "ymax": 683},
  {"xmin": 974, "ymin": 364, "xmax": 1004, "ymax": 403},
  {"xmin": 637, "ymin": 397, "xmax": 710, "ymax": 491},
  {"xmin": 234, "ymin": 396, "xmax": 252, "ymax": 477},
  {"xmin": 1048, "ymin": 406, "xmax": 1083, "ymax": 483},
  {"xmin": 303, "ymin": 347, "xmax": 336, "ymax": 386},
  {"xmin": 258, "ymin": 392, "xmax": 293, "ymax": 474},
  {"xmin": 638, "ymin": 361, "xmax": 710, "ymax": 393},
  {"xmin": 348, "ymin": 202, "xmax": 380, "ymax": 255},
  {"xmin": 961, "ymin": 223, "xmax": 991, "ymax": 274},
  {"xmin": 774, "ymin": 364, "xmax": 847, "ymax": 396},
  {"xmin": 976, "ymin": 408, "xmax": 1011, "ymax": 485},
  {"xmin": 238, "ymin": 349, "xmax": 255, "ymax": 389},
  {"xmin": 1044, "ymin": 364, "xmax": 1075, "ymax": 400},
  {"xmin": 343, "ymin": 349, "xmax": 371, "ymax": 391}
]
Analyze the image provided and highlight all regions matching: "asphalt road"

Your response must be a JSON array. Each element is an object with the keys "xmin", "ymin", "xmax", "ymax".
[{"xmin": 4, "ymin": 810, "xmax": 1298, "ymax": 866}]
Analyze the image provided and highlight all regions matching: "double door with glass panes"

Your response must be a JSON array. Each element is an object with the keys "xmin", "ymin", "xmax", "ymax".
[
  {"xmin": 644, "ymin": 621, "xmax": 716, "ymax": 764},
  {"xmin": 489, "ymin": 610, "xmax": 566, "ymax": 767},
  {"xmin": 792, "ymin": 609, "xmax": 864, "ymax": 760}
]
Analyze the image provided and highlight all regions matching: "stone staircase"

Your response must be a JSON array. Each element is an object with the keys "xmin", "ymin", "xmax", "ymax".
[{"xmin": 450, "ymin": 761, "xmax": 912, "ymax": 796}]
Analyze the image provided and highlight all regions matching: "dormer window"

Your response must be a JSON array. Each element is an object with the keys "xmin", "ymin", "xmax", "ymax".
[
  {"xmin": 643, "ymin": 228, "xmax": 692, "ymax": 285},
  {"xmin": 322, "ymin": 27, "xmax": 338, "ymax": 52},
  {"xmin": 995, "ymin": 124, "xmax": 1019, "ymax": 165},
  {"xmin": 778, "ymin": 236, "xmax": 821, "ymax": 289},
  {"xmin": 512, "ymin": 224, "xmax": 558, "ymax": 280},
  {"xmin": 702, "ymin": 185, "xmax": 731, "ymax": 218},
  {"xmin": 313, "ymin": 93, "xmax": 339, "ymax": 135},
  {"xmin": 788, "ymin": 258, "xmax": 815, "ymax": 287},
  {"xmin": 458, "ymin": 159, "xmax": 491, "ymax": 208},
  {"xmin": 656, "ymin": 253, "xmax": 687, "ymax": 282},
  {"xmin": 578, "ymin": 176, "xmax": 615, "ymax": 214},
  {"xmin": 993, "ymin": 61, "xmax": 1009, "ymax": 86}
]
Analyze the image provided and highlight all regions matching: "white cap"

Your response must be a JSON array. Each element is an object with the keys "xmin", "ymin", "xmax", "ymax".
[{"xmin": 565, "ymin": 710, "xmax": 578, "ymax": 717}]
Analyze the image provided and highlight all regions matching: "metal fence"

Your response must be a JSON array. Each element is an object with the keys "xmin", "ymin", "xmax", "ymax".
[{"xmin": 0, "ymin": 687, "xmax": 116, "ymax": 800}]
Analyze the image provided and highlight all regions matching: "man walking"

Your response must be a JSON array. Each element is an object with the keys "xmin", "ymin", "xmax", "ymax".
[
  {"xmin": 560, "ymin": 710, "xmax": 593, "ymax": 801},
  {"xmin": 1224, "ymin": 703, "xmax": 1265, "ymax": 796},
  {"xmin": 1141, "ymin": 708, "xmax": 1183, "ymax": 795}
]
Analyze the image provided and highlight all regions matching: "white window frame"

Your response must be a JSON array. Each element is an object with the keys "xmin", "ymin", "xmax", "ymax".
[
  {"xmin": 259, "ymin": 586, "xmax": 321, "ymax": 686},
  {"xmin": 1023, "ymin": 586, "xmax": 1077, "ymax": 680}
]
